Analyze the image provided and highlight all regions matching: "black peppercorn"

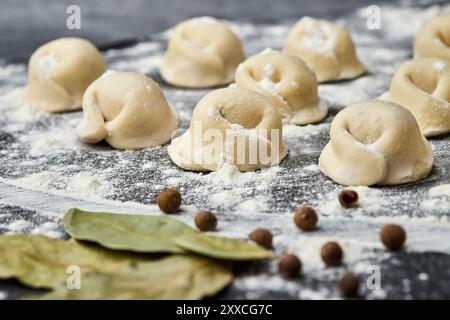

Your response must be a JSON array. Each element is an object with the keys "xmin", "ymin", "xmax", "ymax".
[
  {"xmin": 321, "ymin": 241, "xmax": 343, "ymax": 266},
  {"xmin": 338, "ymin": 189, "xmax": 358, "ymax": 208},
  {"xmin": 249, "ymin": 228, "xmax": 273, "ymax": 249},
  {"xmin": 380, "ymin": 224, "xmax": 406, "ymax": 251},
  {"xmin": 194, "ymin": 210, "xmax": 218, "ymax": 232},
  {"xmin": 338, "ymin": 272, "xmax": 360, "ymax": 297},
  {"xmin": 156, "ymin": 188, "xmax": 181, "ymax": 214},
  {"xmin": 294, "ymin": 207, "xmax": 318, "ymax": 231},
  {"xmin": 279, "ymin": 254, "xmax": 302, "ymax": 278}
]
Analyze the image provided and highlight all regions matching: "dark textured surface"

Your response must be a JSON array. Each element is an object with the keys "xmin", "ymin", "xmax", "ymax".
[
  {"xmin": 0, "ymin": 0, "xmax": 450, "ymax": 300},
  {"xmin": 0, "ymin": 0, "xmax": 394, "ymax": 60}
]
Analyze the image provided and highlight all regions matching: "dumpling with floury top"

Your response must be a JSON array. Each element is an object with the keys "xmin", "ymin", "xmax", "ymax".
[
  {"xmin": 160, "ymin": 17, "xmax": 246, "ymax": 88},
  {"xmin": 168, "ymin": 87, "xmax": 287, "ymax": 172},
  {"xmin": 319, "ymin": 100, "xmax": 432, "ymax": 186},
  {"xmin": 25, "ymin": 37, "xmax": 105, "ymax": 113},
  {"xmin": 284, "ymin": 17, "xmax": 365, "ymax": 83},
  {"xmin": 76, "ymin": 72, "xmax": 179, "ymax": 150},
  {"xmin": 380, "ymin": 58, "xmax": 450, "ymax": 137},
  {"xmin": 235, "ymin": 49, "xmax": 328, "ymax": 125}
]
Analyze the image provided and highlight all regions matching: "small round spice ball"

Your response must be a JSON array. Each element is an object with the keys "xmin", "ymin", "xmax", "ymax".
[
  {"xmin": 380, "ymin": 224, "xmax": 406, "ymax": 251},
  {"xmin": 279, "ymin": 254, "xmax": 302, "ymax": 278},
  {"xmin": 338, "ymin": 272, "xmax": 360, "ymax": 297},
  {"xmin": 338, "ymin": 189, "xmax": 359, "ymax": 208},
  {"xmin": 194, "ymin": 210, "xmax": 217, "ymax": 232},
  {"xmin": 156, "ymin": 188, "xmax": 181, "ymax": 214},
  {"xmin": 249, "ymin": 228, "xmax": 273, "ymax": 249},
  {"xmin": 294, "ymin": 207, "xmax": 318, "ymax": 231},
  {"xmin": 321, "ymin": 241, "xmax": 343, "ymax": 267}
]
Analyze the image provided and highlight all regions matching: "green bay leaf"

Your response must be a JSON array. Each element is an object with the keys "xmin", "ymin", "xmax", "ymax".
[
  {"xmin": 63, "ymin": 208, "xmax": 272, "ymax": 261},
  {"xmin": 63, "ymin": 208, "xmax": 192, "ymax": 253},
  {"xmin": 174, "ymin": 233, "xmax": 273, "ymax": 261},
  {"xmin": 35, "ymin": 255, "xmax": 233, "ymax": 300},
  {"xmin": 0, "ymin": 235, "xmax": 145, "ymax": 289}
]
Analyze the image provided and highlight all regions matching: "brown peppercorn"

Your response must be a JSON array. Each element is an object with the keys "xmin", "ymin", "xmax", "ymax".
[
  {"xmin": 338, "ymin": 272, "xmax": 360, "ymax": 297},
  {"xmin": 380, "ymin": 224, "xmax": 406, "ymax": 251},
  {"xmin": 321, "ymin": 241, "xmax": 343, "ymax": 267},
  {"xmin": 194, "ymin": 210, "xmax": 217, "ymax": 232},
  {"xmin": 249, "ymin": 228, "xmax": 273, "ymax": 249},
  {"xmin": 156, "ymin": 188, "xmax": 181, "ymax": 214},
  {"xmin": 279, "ymin": 254, "xmax": 302, "ymax": 278},
  {"xmin": 294, "ymin": 207, "xmax": 318, "ymax": 231},
  {"xmin": 338, "ymin": 189, "xmax": 359, "ymax": 208}
]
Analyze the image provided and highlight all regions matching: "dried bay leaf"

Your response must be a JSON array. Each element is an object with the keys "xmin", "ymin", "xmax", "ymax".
[
  {"xmin": 35, "ymin": 255, "xmax": 233, "ymax": 300},
  {"xmin": 174, "ymin": 233, "xmax": 273, "ymax": 260},
  {"xmin": 0, "ymin": 235, "xmax": 145, "ymax": 289},
  {"xmin": 64, "ymin": 208, "xmax": 271, "ymax": 260},
  {"xmin": 64, "ymin": 208, "xmax": 191, "ymax": 253}
]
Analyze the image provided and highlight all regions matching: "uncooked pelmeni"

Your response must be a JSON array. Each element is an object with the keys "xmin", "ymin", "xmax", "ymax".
[
  {"xmin": 160, "ymin": 17, "xmax": 246, "ymax": 88},
  {"xmin": 168, "ymin": 88, "xmax": 287, "ymax": 172},
  {"xmin": 75, "ymin": 72, "xmax": 179, "ymax": 150},
  {"xmin": 234, "ymin": 50, "xmax": 328, "ymax": 125},
  {"xmin": 319, "ymin": 100, "xmax": 433, "ymax": 186},
  {"xmin": 414, "ymin": 15, "xmax": 450, "ymax": 61},
  {"xmin": 380, "ymin": 59, "xmax": 450, "ymax": 137},
  {"xmin": 284, "ymin": 17, "xmax": 365, "ymax": 83},
  {"xmin": 25, "ymin": 37, "xmax": 105, "ymax": 113}
]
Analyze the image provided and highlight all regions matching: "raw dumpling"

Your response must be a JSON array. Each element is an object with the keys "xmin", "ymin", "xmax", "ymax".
[
  {"xmin": 414, "ymin": 15, "xmax": 450, "ymax": 61},
  {"xmin": 76, "ymin": 72, "xmax": 179, "ymax": 150},
  {"xmin": 319, "ymin": 100, "xmax": 433, "ymax": 186},
  {"xmin": 380, "ymin": 59, "xmax": 450, "ymax": 137},
  {"xmin": 160, "ymin": 17, "xmax": 246, "ymax": 88},
  {"xmin": 25, "ymin": 37, "xmax": 105, "ymax": 113},
  {"xmin": 234, "ymin": 49, "xmax": 328, "ymax": 125},
  {"xmin": 168, "ymin": 87, "xmax": 287, "ymax": 172},
  {"xmin": 284, "ymin": 17, "xmax": 365, "ymax": 83}
]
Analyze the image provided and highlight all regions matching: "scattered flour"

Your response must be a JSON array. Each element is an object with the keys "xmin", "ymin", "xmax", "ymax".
[
  {"xmin": 433, "ymin": 61, "xmax": 446, "ymax": 72},
  {"xmin": 302, "ymin": 164, "xmax": 320, "ymax": 172},
  {"xmin": 429, "ymin": 184, "xmax": 450, "ymax": 197},
  {"xmin": 237, "ymin": 197, "xmax": 269, "ymax": 212},
  {"xmin": 420, "ymin": 183, "xmax": 450, "ymax": 213},
  {"xmin": 5, "ymin": 170, "xmax": 111, "ymax": 201},
  {"xmin": 299, "ymin": 17, "xmax": 337, "ymax": 57},
  {"xmin": 318, "ymin": 186, "xmax": 382, "ymax": 216},
  {"xmin": 20, "ymin": 125, "xmax": 85, "ymax": 157},
  {"xmin": 38, "ymin": 52, "xmax": 58, "ymax": 79},
  {"xmin": 6, "ymin": 219, "xmax": 31, "ymax": 232},
  {"xmin": 283, "ymin": 123, "xmax": 329, "ymax": 138},
  {"xmin": 207, "ymin": 164, "xmax": 280, "ymax": 185}
]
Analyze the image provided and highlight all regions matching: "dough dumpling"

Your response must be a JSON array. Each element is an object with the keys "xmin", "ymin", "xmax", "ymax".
[
  {"xmin": 284, "ymin": 17, "xmax": 365, "ymax": 83},
  {"xmin": 414, "ymin": 16, "xmax": 450, "ymax": 61},
  {"xmin": 76, "ymin": 72, "xmax": 179, "ymax": 150},
  {"xmin": 160, "ymin": 17, "xmax": 246, "ymax": 88},
  {"xmin": 234, "ymin": 50, "xmax": 328, "ymax": 125},
  {"xmin": 25, "ymin": 37, "xmax": 105, "ymax": 113},
  {"xmin": 319, "ymin": 100, "xmax": 433, "ymax": 186},
  {"xmin": 380, "ymin": 59, "xmax": 450, "ymax": 137},
  {"xmin": 168, "ymin": 87, "xmax": 287, "ymax": 172}
]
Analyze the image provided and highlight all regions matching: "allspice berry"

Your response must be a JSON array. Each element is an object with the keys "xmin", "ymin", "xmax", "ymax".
[
  {"xmin": 321, "ymin": 241, "xmax": 343, "ymax": 266},
  {"xmin": 338, "ymin": 272, "xmax": 360, "ymax": 297},
  {"xmin": 294, "ymin": 207, "xmax": 318, "ymax": 231},
  {"xmin": 249, "ymin": 228, "xmax": 273, "ymax": 249},
  {"xmin": 338, "ymin": 189, "xmax": 358, "ymax": 208},
  {"xmin": 380, "ymin": 224, "xmax": 406, "ymax": 251},
  {"xmin": 279, "ymin": 254, "xmax": 302, "ymax": 278},
  {"xmin": 195, "ymin": 210, "xmax": 217, "ymax": 232},
  {"xmin": 156, "ymin": 188, "xmax": 181, "ymax": 214}
]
